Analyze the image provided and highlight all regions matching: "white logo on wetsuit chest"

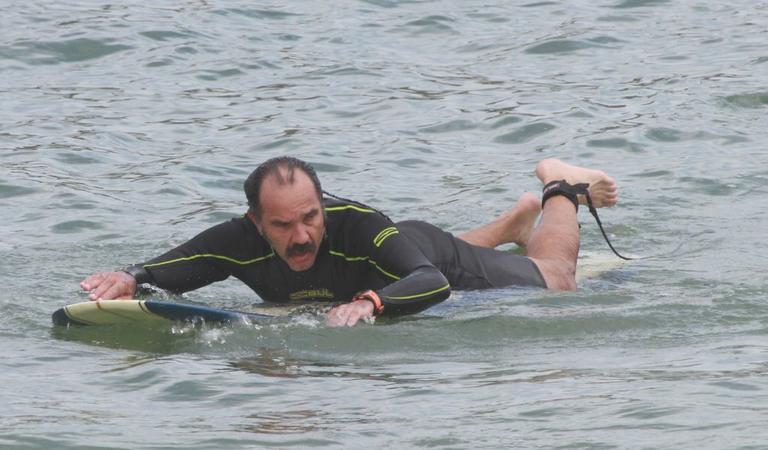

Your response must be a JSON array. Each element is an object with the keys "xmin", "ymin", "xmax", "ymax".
[{"xmin": 288, "ymin": 288, "xmax": 334, "ymax": 301}]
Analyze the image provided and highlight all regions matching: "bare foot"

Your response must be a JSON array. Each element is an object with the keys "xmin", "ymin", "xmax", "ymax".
[
  {"xmin": 535, "ymin": 158, "xmax": 618, "ymax": 208},
  {"xmin": 458, "ymin": 192, "xmax": 542, "ymax": 248}
]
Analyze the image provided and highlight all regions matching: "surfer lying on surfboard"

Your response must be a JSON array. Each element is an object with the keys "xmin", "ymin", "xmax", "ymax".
[{"xmin": 80, "ymin": 157, "xmax": 618, "ymax": 327}]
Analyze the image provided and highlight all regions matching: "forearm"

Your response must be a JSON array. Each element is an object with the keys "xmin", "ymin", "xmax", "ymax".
[
  {"xmin": 374, "ymin": 266, "xmax": 451, "ymax": 317},
  {"xmin": 134, "ymin": 251, "xmax": 228, "ymax": 293},
  {"xmin": 121, "ymin": 220, "xmax": 253, "ymax": 293},
  {"xmin": 121, "ymin": 241, "xmax": 231, "ymax": 293}
]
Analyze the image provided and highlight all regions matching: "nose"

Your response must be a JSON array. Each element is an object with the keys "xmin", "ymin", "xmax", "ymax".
[{"xmin": 292, "ymin": 223, "xmax": 311, "ymax": 244}]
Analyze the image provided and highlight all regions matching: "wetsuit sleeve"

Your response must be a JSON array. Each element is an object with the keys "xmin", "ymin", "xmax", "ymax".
[
  {"xmin": 130, "ymin": 220, "xmax": 253, "ymax": 294},
  {"xmin": 376, "ymin": 264, "xmax": 450, "ymax": 316},
  {"xmin": 351, "ymin": 213, "xmax": 451, "ymax": 317}
]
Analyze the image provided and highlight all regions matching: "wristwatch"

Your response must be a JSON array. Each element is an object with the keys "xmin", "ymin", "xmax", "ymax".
[
  {"xmin": 120, "ymin": 265, "xmax": 152, "ymax": 285},
  {"xmin": 353, "ymin": 290, "xmax": 384, "ymax": 315}
]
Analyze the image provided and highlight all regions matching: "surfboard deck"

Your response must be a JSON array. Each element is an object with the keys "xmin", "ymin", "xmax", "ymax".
[
  {"xmin": 51, "ymin": 299, "xmax": 277, "ymax": 326},
  {"xmin": 575, "ymin": 250, "xmax": 628, "ymax": 282}
]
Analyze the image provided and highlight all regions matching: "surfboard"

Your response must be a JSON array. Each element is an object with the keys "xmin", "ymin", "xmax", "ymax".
[
  {"xmin": 575, "ymin": 250, "xmax": 628, "ymax": 282},
  {"xmin": 51, "ymin": 299, "xmax": 277, "ymax": 326}
]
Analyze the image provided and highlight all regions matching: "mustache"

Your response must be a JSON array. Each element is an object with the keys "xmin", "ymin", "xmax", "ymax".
[{"xmin": 286, "ymin": 241, "xmax": 316, "ymax": 257}]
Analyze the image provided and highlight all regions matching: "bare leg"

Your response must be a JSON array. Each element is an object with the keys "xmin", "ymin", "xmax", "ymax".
[
  {"xmin": 457, "ymin": 192, "xmax": 541, "ymax": 249},
  {"xmin": 527, "ymin": 159, "xmax": 618, "ymax": 290}
]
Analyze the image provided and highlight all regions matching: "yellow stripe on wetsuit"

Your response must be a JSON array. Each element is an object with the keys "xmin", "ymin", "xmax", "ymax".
[
  {"xmin": 385, "ymin": 283, "xmax": 451, "ymax": 301},
  {"xmin": 325, "ymin": 204, "xmax": 375, "ymax": 213},
  {"xmin": 326, "ymin": 203, "xmax": 399, "ymax": 246},
  {"xmin": 327, "ymin": 250, "xmax": 401, "ymax": 281},
  {"xmin": 373, "ymin": 226, "xmax": 399, "ymax": 247},
  {"xmin": 144, "ymin": 252, "xmax": 275, "ymax": 269}
]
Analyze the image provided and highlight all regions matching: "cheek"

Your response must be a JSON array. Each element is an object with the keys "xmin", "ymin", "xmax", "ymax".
[
  {"xmin": 312, "ymin": 220, "xmax": 325, "ymax": 241},
  {"xmin": 260, "ymin": 227, "xmax": 283, "ymax": 251}
]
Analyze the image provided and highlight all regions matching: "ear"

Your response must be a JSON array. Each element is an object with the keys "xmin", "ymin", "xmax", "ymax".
[{"xmin": 246, "ymin": 210, "xmax": 262, "ymax": 234}]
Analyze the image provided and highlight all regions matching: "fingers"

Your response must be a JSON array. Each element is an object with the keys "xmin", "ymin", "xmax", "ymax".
[
  {"xmin": 326, "ymin": 304, "xmax": 358, "ymax": 327},
  {"xmin": 82, "ymin": 271, "xmax": 137, "ymax": 300},
  {"xmin": 326, "ymin": 307, "xmax": 348, "ymax": 327},
  {"xmin": 326, "ymin": 300, "xmax": 374, "ymax": 327},
  {"xmin": 80, "ymin": 272, "xmax": 108, "ymax": 291}
]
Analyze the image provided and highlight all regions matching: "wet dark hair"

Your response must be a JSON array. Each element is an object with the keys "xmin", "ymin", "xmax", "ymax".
[{"xmin": 244, "ymin": 156, "xmax": 323, "ymax": 219}]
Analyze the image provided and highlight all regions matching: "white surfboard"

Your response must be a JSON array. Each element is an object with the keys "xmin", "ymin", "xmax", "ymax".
[{"xmin": 52, "ymin": 299, "xmax": 278, "ymax": 326}]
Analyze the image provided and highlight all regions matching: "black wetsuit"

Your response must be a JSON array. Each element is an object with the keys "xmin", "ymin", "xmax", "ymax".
[{"xmin": 127, "ymin": 198, "xmax": 545, "ymax": 317}]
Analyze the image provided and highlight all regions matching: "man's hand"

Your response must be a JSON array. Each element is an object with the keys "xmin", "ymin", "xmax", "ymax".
[
  {"xmin": 326, "ymin": 299, "xmax": 375, "ymax": 327},
  {"xmin": 80, "ymin": 271, "xmax": 137, "ymax": 300}
]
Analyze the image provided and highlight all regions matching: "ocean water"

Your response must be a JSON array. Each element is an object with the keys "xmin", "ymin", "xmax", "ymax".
[{"xmin": 2, "ymin": 0, "xmax": 768, "ymax": 448}]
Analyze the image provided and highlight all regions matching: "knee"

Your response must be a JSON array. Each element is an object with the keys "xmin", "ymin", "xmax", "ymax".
[
  {"xmin": 532, "ymin": 258, "xmax": 577, "ymax": 291},
  {"xmin": 546, "ymin": 274, "xmax": 577, "ymax": 291}
]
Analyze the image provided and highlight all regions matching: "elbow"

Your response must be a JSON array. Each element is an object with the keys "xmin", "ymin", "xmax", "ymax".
[
  {"xmin": 439, "ymin": 283, "xmax": 452, "ymax": 302},
  {"xmin": 429, "ymin": 266, "xmax": 451, "ymax": 301},
  {"xmin": 380, "ymin": 267, "xmax": 452, "ymax": 317}
]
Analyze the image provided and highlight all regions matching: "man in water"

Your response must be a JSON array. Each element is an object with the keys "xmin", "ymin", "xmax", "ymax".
[{"xmin": 80, "ymin": 156, "xmax": 618, "ymax": 326}]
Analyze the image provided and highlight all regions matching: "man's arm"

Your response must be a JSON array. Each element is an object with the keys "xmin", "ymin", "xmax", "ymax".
[
  {"xmin": 326, "ymin": 264, "xmax": 449, "ymax": 327},
  {"xmin": 326, "ymin": 209, "xmax": 451, "ymax": 326},
  {"xmin": 375, "ymin": 265, "xmax": 450, "ymax": 315},
  {"xmin": 80, "ymin": 218, "xmax": 255, "ymax": 300}
]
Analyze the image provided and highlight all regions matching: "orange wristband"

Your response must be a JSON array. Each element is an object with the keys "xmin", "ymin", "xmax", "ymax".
[{"xmin": 353, "ymin": 290, "xmax": 384, "ymax": 315}]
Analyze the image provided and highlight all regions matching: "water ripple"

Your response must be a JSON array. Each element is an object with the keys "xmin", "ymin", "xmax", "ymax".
[
  {"xmin": 612, "ymin": 0, "xmax": 670, "ymax": 8},
  {"xmin": 723, "ymin": 91, "xmax": 768, "ymax": 108},
  {"xmin": 0, "ymin": 181, "xmax": 39, "ymax": 198},
  {"xmin": 419, "ymin": 119, "xmax": 477, "ymax": 134},
  {"xmin": 213, "ymin": 8, "xmax": 302, "ymax": 20},
  {"xmin": 525, "ymin": 40, "xmax": 596, "ymax": 55},
  {"xmin": 587, "ymin": 137, "xmax": 646, "ymax": 153},
  {"xmin": 402, "ymin": 15, "xmax": 458, "ymax": 35},
  {"xmin": 139, "ymin": 30, "xmax": 197, "ymax": 42},
  {"xmin": 493, "ymin": 122, "xmax": 557, "ymax": 144},
  {"xmin": 2, "ymin": 38, "xmax": 132, "ymax": 65}
]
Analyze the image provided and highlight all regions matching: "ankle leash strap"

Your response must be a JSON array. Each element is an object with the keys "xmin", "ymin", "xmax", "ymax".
[
  {"xmin": 542, "ymin": 180, "xmax": 634, "ymax": 261},
  {"xmin": 542, "ymin": 180, "xmax": 699, "ymax": 261}
]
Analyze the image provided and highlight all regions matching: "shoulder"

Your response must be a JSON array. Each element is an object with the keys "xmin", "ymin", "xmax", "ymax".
[
  {"xmin": 191, "ymin": 215, "xmax": 267, "ymax": 249},
  {"xmin": 324, "ymin": 197, "xmax": 380, "ymax": 216},
  {"xmin": 323, "ymin": 197, "xmax": 397, "ymax": 249},
  {"xmin": 323, "ymin": 197, "xmax": 391, "ymax": 228}
]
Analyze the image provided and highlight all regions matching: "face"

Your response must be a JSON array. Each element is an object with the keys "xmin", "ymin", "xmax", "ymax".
[{"xmin": 255, "ymin": 168, "xmax": 325, "ymax": 272}]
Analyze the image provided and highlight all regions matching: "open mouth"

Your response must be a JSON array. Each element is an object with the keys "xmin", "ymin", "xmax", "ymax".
[
  {"xmin": 292, "ymin": 249, "xmax": 312, "ymax": 259},
  {"xmin": 286, "ymin": 243, "xmax": 316, "ymax": 268}
]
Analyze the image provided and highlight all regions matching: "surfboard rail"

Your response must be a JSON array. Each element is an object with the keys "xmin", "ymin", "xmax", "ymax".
[{"xmin": 51, "ymin": 299, "xmax": 274, "ymax": 326}]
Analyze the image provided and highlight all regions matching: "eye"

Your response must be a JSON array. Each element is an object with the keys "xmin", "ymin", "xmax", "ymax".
[{"xmin": 304, "ymin": 209, "xmax": 319, "ymax": 223}]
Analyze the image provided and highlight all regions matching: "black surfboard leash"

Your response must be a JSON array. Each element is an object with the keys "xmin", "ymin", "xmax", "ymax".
[
  {"xmin": 582, "ymin": 188, "xmax": 702, "ymax": 261},
  {"xmin": 543, "ymin": 179, "xmax": 698, "ymax": 261},
  {"xmin": 582, "ymin": 191, "xmax": 638, "ymax": 261}
]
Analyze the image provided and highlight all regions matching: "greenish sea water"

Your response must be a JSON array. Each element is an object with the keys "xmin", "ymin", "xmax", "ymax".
[{"xmin": 2, "ymin": 1, "xmax": 768, "ymax": 448}]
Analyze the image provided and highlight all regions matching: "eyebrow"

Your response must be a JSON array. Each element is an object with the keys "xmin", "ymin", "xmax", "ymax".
[
  {"xmin": 269, "ymin": 207, "xmax": 320, "ymax": 226},
  {"xmin": 270, "ymin": 219, "xmax": 291, "ymax": 227}
]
